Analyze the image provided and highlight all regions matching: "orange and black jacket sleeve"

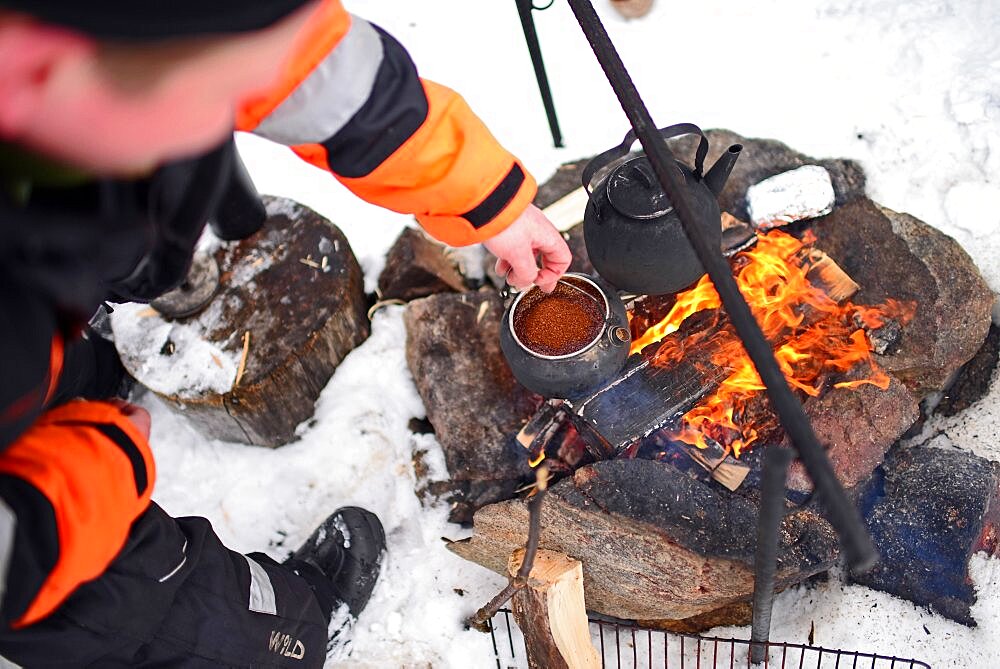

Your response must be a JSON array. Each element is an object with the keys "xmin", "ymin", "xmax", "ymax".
[
  {"xmin": 0, "ymin": 283, "xmax": 155, "ymax": 629},
  {"xmin": 236, "ymin": 0, "xmax": 537, "ymax": 247}
]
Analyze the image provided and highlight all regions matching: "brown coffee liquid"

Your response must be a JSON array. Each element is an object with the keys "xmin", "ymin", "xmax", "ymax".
[{"xmin": 513, "ymin": 279, "xmax": 605, "ymax": 356}]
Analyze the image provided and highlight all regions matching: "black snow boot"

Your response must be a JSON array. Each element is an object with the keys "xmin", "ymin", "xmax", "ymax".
[{"xmin": 284, "ymin": 507, "xmax": 386, "ymax": 630}]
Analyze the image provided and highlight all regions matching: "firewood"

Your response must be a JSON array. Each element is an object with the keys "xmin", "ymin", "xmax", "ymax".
[
  {"xmin": 541, "ymin": 187, "xmax": 589, "ymax": 232},
  {"xmin": 234, "ymin": 330, "xmax": 251, "ymax": 387},
  {"xmin": 805, "ymin": 248, "xmax": 859, "ymax": 303},
  {"xmin": 571, "ymin": 312, "xmax": 732, "ymax": 453},
  {"xmin": 683, "ymin": 439, "xmax": 751, "ymax": 491},
  {"xmin": 378, "ymin": 227, "xmax": 466, "ymax": 301},
  {"xmin": 507, "ymin": 549, "xmax": 601, "ymax": 669}
]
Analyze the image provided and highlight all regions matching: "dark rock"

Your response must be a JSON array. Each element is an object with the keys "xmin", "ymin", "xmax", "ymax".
[
  {"xmin": 853, "ymin": 445, "xmax": 1000, "ymax": 625},
  {"xmin": 404, "ymin": 291, "xmax": 538, "ymax": 521},
  {"xmin": 537, "ymin": 130, "xmax": 865, "ymax": 227},
  {"xmin": 450, "ymin": 459, "xmax": 839, "ymax": 620},
  {"xmin": 533, "ymin": 131, "xmax": 864, "ymax": 279},
  {"xmin": 667, "ymin": 130, "xmax": 868, "ymax": 221},
  {"xmin": 378, "ymin": 227, "xmax": 467, "ymax": 301},
  {"xmin": 937, "ymin": 324, "xmax": 1000, "ymax": 417},
  {"xmin": 810, "ymin": 198, "xmax": 993, "ymax": 397},
  {"xmin": 784, "ymin": 366, "xmax": 919, "ymax": 494}
]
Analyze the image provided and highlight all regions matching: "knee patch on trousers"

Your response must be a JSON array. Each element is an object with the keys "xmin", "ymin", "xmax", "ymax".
[{"xmin": 0, "ymin": 401, "xmax": 155, "ymax": 627}]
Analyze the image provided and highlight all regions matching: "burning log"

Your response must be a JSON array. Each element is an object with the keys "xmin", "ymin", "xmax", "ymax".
[
  {"xmin": 571, "ymin": 311, "xmax": 731, "ymax": 454},
  {"xmin": 682, "ymin": 437, "xmax": 751, "ymax": 491},
  {"xmin": 720, "ymin": 212, "xmax": 756, "ymax": 257},
  {"xmin": 804, "ymin": 248, "xmax": 859, "ymax": 303}
]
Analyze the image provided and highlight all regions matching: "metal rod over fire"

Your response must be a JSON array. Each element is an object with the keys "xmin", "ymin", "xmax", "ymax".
[{"xmin": 564, "ymin": 0, "xmax": 877, "ymax": 573}]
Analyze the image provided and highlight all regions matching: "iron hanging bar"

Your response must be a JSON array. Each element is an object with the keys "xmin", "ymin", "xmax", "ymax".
[
  {"xmin": 515, "ymin": 0, "xmax": 564, "ymax": 148},
  {"xmin": 564, "ymin": 0, "xmax": 878, "ymax": 573}
]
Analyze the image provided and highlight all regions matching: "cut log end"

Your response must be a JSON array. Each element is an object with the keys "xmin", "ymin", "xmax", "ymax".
[{"xmin": 507, "ymin": 549, "xmax": 601, "ymax": 669}]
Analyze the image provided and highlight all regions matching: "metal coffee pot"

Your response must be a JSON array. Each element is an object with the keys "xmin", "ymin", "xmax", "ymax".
[
  {"xmin": 498, "ymin": 273, "xmax": 630, "ymax": 400},
  {"xmin": 582, "ymin": 123, "xmax": 742, "ymax": 295}
]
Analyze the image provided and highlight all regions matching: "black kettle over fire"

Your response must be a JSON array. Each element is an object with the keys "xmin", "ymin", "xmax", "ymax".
[{"xmin": 582, "ymin": 123, "xmax": 742, "ymax": 295}]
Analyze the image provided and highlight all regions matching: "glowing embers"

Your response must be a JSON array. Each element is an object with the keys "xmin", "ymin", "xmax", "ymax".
[{"xmin": 631, "ymin": 230, "xmax": 914, "ymax": 458}]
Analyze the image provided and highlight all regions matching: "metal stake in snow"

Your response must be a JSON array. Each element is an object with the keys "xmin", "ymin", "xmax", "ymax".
[{"xmin": 564, "ymin": 0, "xmax": 878, "ymax": 573}]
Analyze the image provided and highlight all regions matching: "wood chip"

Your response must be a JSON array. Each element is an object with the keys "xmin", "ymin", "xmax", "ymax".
[
  {"xmin": 806, "ymin": 249, "xmax": 860, "ymax": 303},
  {"xmin": 366, "ymin": 298, "xmax": 406, "ymax": 320},
  {"xmin": 137, "ymin": 307, "xmax": 160, "ymax": 318},
  {"xmin": 210, "ymin": 353, "xmax": 223, "ymax": 369},
  {"xmin": 299, "ymin": 257, "xmax": 321, "ymax": 269},
  {"xmin": 234, "ymin": 331, "xmax": 251, "ymax": 387},
  {"xmin": 476, "ymin": 301, "xmax": 490, "ymax": 324}
]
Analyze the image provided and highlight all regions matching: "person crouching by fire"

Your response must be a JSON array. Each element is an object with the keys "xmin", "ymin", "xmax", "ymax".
[{"xmin": 0, "ymin": 1, "xmax": 571, "ymax": 665}]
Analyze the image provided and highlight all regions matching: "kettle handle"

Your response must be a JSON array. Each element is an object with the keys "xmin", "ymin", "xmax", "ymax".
[{"xmin": 582, "ymin": 123, "xmax": 710, "ymax": 194}]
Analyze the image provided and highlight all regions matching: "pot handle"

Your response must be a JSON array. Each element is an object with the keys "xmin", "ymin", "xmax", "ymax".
[
  {"xmin": 582, "ymin": 123, "xmax": 710, "ymax": 193},
  {"xmin": 499, "ymin": 268, "xmax": 519, "ymax": 302}
]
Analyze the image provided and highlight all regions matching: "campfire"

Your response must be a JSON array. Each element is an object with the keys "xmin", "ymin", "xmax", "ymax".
[
  {"xmin": 628, "ymin": 229, "xmax": 915, "ymax": 461},
  {"xmin": 517, "ymin": 226, "xmax": 918, "ymax": 494},
  {"xmin": 419, "ymin": 128, "xmax": 994, "ymax": 637}
]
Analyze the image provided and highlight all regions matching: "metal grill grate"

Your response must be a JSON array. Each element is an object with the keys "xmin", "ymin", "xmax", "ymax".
[{"xmin": 487, "ymin": 609, "xmax": 931, "ymax": 669}]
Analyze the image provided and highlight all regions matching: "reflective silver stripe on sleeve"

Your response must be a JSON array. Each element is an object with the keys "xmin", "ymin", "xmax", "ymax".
[
  {"xmin": 254, "ymin": 16, "xmax": 384, "ymax": 145},
  {"xmin": 158, "ymin": 539, "xmax": 188, "ymax": 583},
  {"xmin": 245, "ymin": 555, "xmax": 278, "ymax": 616},
  {"xmin": 0, "ymin": 499, "xmax": 14, "ymax": 603}
]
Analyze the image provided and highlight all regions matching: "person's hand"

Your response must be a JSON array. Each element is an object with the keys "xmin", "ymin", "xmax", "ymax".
[
  {"xmin": 483, "ymin": 204, "xmax": 571, "ymax": 293},
  {"xmin": 107, "ymin": 399, "xmax": 151, "ymax": 440}
]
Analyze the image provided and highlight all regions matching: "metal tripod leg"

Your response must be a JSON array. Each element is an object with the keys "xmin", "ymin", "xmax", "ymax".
[
  {"xmin": 514, "ymin": 0, "xmax": 564, "ymax": 148},
  {"xmin": 750, "ymin": 446, "xmax": 795, "ymax": 665}
]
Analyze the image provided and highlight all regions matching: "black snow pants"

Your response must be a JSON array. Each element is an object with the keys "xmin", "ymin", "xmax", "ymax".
[
  {"xmin": 0, "ymin": 502, "xmax": 331, "ymax": 668},
  {"xmin": 0, "ymin": 334, "xmax": 332, "ymax": 668}
]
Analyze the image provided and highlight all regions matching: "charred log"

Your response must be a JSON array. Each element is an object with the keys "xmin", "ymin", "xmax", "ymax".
[{"xmin": 450, "ymin": 458, "xmax": 839, "ymax": 621}]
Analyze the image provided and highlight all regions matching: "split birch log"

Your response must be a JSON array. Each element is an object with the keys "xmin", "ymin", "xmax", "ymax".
[
  {"xmin": 542, "ymin": 187, "xmax": 590, "ymax": 232},
  {"xmin": 508, "ymin": 549, "xmax": 601, "ymax": 669}
]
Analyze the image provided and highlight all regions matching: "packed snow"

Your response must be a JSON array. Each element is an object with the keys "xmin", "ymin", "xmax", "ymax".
[{"xmin": 115, "ymin": 0, "xmax": 1000, "ymax": 667}]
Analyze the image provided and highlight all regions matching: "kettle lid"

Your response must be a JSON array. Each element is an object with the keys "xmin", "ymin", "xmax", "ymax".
[{"xmin": 606, "ymin": 156, "xmax": 676, "ymax": 220}]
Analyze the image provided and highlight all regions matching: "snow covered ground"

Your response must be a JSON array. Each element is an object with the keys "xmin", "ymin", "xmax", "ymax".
[{"xmin": 141, "ymin": 0, "xmax": 1000, "ymax": 666}]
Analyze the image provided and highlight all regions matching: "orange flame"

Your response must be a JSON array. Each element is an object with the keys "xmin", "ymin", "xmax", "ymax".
[{"xmin": 632, "ymin": 230, "xmax": 915, "ymax": 458}]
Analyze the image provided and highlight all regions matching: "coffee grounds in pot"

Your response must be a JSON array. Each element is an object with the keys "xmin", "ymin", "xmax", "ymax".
[{"xmin": 513, "ymin": 280, "xmax": 605, "ymax": 356}]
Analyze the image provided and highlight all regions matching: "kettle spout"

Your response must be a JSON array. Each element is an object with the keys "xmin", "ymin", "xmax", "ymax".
[{"xmin": 702, "ymin": 144, "xmax": 743, "ymax": 197}]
